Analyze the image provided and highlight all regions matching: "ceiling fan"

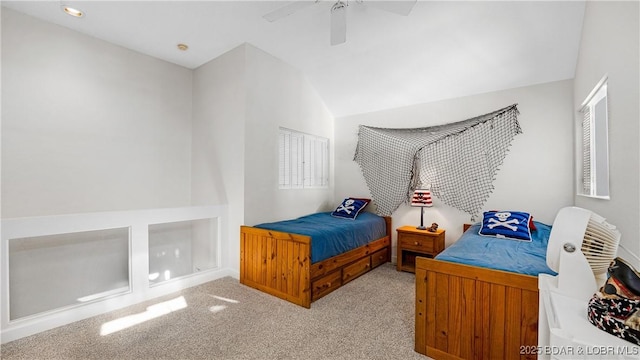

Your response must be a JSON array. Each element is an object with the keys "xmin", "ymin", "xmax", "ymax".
[{"xmin": 263, "ymin": 0, "xmax": 417, "ymax": 46}]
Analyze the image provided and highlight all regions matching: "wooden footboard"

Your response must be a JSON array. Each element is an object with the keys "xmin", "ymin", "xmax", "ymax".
[
  {"xmin": 415, "ymin": 257, "xmax": 539, "ymax": 360},
  {"xmin": 240, "ymin": 226, "xmax": 312, "ymax": 307},
  {"xmin": 240, "ymin": 216, "xmax": 391, "ymax": 308}
]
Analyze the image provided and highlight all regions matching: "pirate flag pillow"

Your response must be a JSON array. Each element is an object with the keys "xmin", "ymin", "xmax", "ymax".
[
  {"xmin": 478, "ymin": 211, "xmax": 533, "ymax": 241},
  {"xmin": 331, "ymin": 198, "xmax": 369, "ymax": 220}
]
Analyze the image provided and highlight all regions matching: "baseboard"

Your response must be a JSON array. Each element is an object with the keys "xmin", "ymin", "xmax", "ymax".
[{"xmin": 226, "ymin": 268, "xmax": 240, "ymax": 279}]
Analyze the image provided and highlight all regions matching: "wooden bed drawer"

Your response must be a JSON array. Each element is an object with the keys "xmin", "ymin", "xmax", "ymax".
[
  {"xmin": 311, "ymin": 270, "xmax": 342, "ymax": 301},
  {"xmin": 342, "ymin": 257, "xmax": 371, "ymax": 284},
  {"xmin": 399, "ymin": 233, "xmax": 435, "ymax": 253},
  {"xmin": 371, "ymin": 248, "xmax": 388, "ymax": 268}
]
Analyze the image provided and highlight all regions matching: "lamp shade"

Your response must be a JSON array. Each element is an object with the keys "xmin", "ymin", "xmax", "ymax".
[{"xmin": 411, "ymin": 189, "xmax": 433, "ymax": 207}]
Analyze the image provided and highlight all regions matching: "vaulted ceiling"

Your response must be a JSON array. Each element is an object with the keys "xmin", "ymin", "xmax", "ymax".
[{"xmin": 2, "ymin": 1, "xmax": 586, "ymax": 117}]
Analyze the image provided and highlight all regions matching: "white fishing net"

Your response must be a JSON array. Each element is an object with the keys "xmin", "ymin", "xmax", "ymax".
[{"xmin": 354, "ymin": 104, "xmax": 521, "ymax": 219}]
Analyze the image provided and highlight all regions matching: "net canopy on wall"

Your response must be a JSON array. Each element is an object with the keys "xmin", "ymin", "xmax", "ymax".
[{"xmin": 353, "ymin": 104, "xmax": 521, "ymax": 219}]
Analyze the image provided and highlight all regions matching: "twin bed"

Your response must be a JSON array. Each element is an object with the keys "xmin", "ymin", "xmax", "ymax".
[
  {"xmin": 415, "ymin": 221, "xmax": 554, "ymax": 360},
  {"xmin": 241, "ymin": 208, "xmax": 555, "ymax": 360},
  {"xmin": 240, "ymin": 211, "xmax": 392, "ymax": 308}
]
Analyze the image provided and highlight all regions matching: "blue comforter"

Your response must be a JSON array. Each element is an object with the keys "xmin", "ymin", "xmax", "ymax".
[
  {"xmin": 254, "ymin": 212, "xmax": 387, "ymax": 264},
  {"xmin": 435, "ymin": 222, "xmax": 557, "ymax": 276}
]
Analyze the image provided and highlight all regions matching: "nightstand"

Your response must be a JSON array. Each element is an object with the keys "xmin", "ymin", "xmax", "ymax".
[{"xmin": 396, "ymin": 226, "xmax": 445, "ymax": 273}]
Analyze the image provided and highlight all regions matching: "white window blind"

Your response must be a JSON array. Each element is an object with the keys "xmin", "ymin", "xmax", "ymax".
[
  {"xmin": 582, "ymin": 107, "xmax": 592, "ymax": 195},
  {"xmin": 578, "ymin": 77, "xmax": 609, "ymax": 199},
  {"xmin": 290, "ymin": 132, "xmax": 304, "ymax": 188},
  {"xmin": 279, "ymin": 128, "xmax": 329, "ymax": 189},
  {"xmin": 278, "ymin": 131, "xmax": 290, "ymax": 188}
]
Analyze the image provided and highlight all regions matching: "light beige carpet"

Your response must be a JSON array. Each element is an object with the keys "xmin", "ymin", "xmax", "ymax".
[{"xmin": 1, "ymin": 263, "xmax": 429, "ymax": 360}]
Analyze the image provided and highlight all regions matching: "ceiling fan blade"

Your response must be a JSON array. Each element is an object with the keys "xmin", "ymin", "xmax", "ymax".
[
  {"xmin": 363, "ymin": 0, "xmax": 417, "ymax": 16},
  {"xmin": 330, "ymin": 1, "xmax": 347, "ymax": 45},
  {"xmin": 263, "ymin": 0, "xmax": 317, "ymax": 22}
]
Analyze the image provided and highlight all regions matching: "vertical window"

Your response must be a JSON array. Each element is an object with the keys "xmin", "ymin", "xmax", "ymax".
[
  {"xmin": 578, "ymin": 76, "xmax": 609, "ymax": 199},
  {"xmin": 279, "ymin": 128, "xmax": 329, "ymax": 189}
]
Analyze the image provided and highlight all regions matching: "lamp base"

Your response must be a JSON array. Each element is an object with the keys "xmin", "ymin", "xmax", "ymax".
[{"xmin": 417, "ymin": 207, "xmax": 427, "ymax": 230}]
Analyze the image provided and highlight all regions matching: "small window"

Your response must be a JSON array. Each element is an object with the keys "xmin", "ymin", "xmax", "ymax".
[
  {"xmin": 279, "ymin": 128, "xmax": 329, "ymax": 189},
  {"xmin": 578, "ymin": 76, "xmax": 609, "ymax": 199}
]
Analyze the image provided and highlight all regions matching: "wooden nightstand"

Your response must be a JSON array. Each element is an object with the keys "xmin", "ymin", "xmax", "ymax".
[{"xmin": 396, "ymin": 226, "xmax": 445, "ymax": 273}]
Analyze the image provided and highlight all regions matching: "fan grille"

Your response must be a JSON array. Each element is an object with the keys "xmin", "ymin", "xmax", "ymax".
[{"xmin": 581, "ymin": 214, "xmax": 621, "ymax": 276}]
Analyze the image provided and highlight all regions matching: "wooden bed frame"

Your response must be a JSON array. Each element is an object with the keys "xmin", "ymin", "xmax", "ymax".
[
  {"xmin": 415, "ymin": 225, "xmax": 539, "ymax": 360},
  {"xmin": 240, "ymin": 216, "xmax": 392, "ymax": 308}
]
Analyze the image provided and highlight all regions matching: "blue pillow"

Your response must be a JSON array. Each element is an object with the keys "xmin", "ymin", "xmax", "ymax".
[
  {"xmin": 478, "ymin": 211, "xmax": 533, "ymax": 241},
  {"xmin": 331, "ymin": 198, "xmax": 369, "ymax": 220}
]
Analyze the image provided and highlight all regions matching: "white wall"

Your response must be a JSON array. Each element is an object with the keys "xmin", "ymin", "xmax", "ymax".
[
  {"xmin": 2, "ymin": 8, "xmax": 334, "ymax": 284},
  {"xmin": 191, "ymin": 44, "xmax": 247, "ymax": 274},
  {"xmin": 335, "ymin": 80, "xmax": 575, "ymax": 258},
  {"xmin": 1, "ymin": 9, "xmax": 196, "ymax": 327},
  {"xmin": 191, "ymin": 44, "xmax": 334, "ymax": 274},
  {"xmin": 244, "ymin": 45, "xmax": 334, "ymax": 226},
  {"xmin": 1, "ymin": 9, "xmax": 193, "ymax": 218},
  {"xmin": 573, "ymin": 1, "xmax": 640, "ymax": 266}
]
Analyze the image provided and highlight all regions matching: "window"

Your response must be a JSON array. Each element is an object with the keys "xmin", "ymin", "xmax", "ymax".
[
  {"xmin": 279, "ymin": 128, "xmax": 329, "ymax": 189},
  {"xmin": 578, "ymin": 76, "xmax": 610, "ymax": 199}
]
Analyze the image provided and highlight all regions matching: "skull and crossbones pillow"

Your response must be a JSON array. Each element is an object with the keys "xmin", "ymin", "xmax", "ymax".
[
  {"xmin": 478, "ymin": 211, "xmax": 533, "ymax": 241},
  {"xmin": 331, "ymin": 198, "xmax": 370, "ymax": 220}
]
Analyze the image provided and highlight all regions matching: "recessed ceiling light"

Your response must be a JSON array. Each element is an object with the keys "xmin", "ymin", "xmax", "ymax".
[
  {"xmin": 61, "ymin": 5, "xmax": 84, "ymax": 18},
  {"xmin": 177, "ymin": 44, "xmax": 189, "ymax": 51}
]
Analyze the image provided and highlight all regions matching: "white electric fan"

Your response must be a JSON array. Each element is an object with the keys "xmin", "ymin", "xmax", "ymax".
[
  {"xmin": 263, "ymin": 0, "xmax": 417, "ymax": 45},
  {"xmin": 544, "ymin": 206, "xmax": 621, "ymax": 299},
  {"xmin": 537, "ymin": 207, "xmax": 627, "ymax": 359}
]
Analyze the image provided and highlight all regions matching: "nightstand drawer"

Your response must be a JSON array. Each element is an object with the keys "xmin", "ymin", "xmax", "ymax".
[
  {"xmin": 399, "ymin": 234, "xmax": 435, "ymax": 253},
  {"xmin": 397, "ymin": 226, "xmax": 445, "ymax": 273}
]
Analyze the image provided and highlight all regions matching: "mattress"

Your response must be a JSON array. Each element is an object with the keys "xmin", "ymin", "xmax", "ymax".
[
  {"xmin": 254, "ymin": 212, "xmax": 387, "ymax": 264},
  {"xmin": 435, "ymin": 222, "xmax": 557, "ymax": 276}
]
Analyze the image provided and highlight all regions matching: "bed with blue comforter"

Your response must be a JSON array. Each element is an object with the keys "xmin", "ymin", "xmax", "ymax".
[
  {"xmin": 434, "ymin": 221, "xmax": 556, "ymax": 276},
  {"xmin": 415, "ymin": 217, "xmax": 554, "ymax": 359},
  {"xmin": 240, "ymin": 211, "xmax": 391, "ymax": 308},
  {"xmin": 254, "ymin": 212, "xmax": 387, "ymax": 264}
]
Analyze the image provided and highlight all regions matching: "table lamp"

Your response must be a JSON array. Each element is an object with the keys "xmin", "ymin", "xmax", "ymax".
[{"xmin": 411, "ymin": 189, "xmax": 433, "ymax": 230}]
